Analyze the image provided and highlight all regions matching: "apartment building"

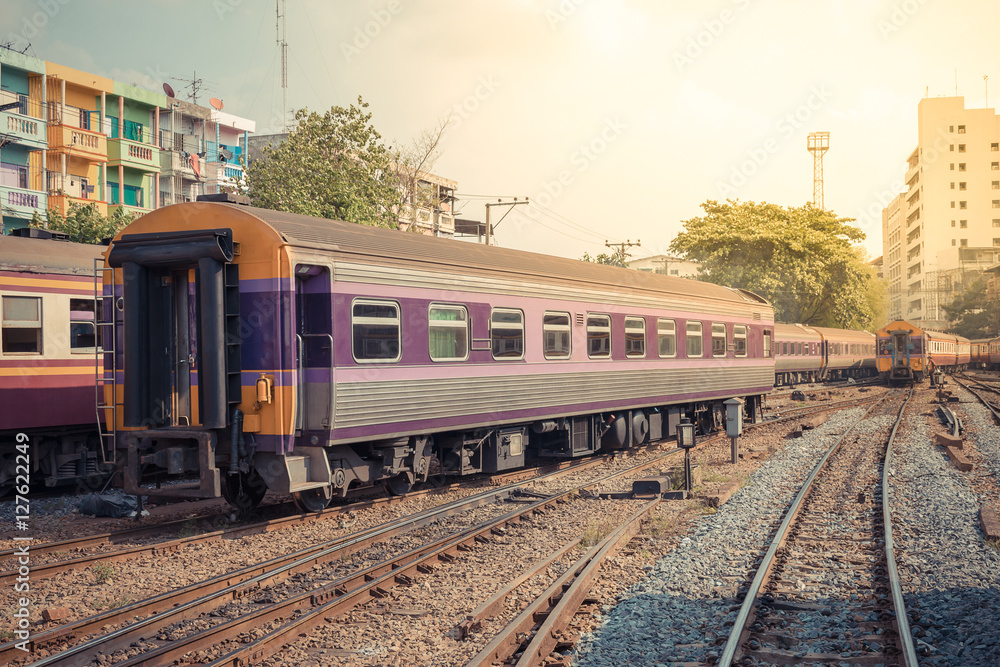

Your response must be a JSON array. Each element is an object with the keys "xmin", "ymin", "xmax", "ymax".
[
  {"xmin": 881, "ymin": 96, "xmax": 1000, "ymax": 329},
  {"xmin": 0, "ymin": 47, "xmax": 254, "ymax": 234}
]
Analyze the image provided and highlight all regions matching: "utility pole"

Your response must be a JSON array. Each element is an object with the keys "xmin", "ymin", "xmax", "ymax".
[
  {"xmin": 485, "ymin": 198, "xmax": 529, "ymax": 246},
  {"xmin": 605, "ymin": 239, "xmax": 641, "ymax": 265}
]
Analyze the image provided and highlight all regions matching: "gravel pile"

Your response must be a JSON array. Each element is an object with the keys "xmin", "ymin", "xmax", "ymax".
[
  {"xmin": 572, "ymin": 407, "xmax": 871, "ymax": 666},
  {"xmin": 889, "ymin": 389, "xmax": 1000, "ymax": 667}
]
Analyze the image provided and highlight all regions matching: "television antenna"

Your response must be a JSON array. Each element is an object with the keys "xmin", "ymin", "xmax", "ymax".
[{"xmin": 171, "ymin": 71, "xmax": 207, "ymax": 105}]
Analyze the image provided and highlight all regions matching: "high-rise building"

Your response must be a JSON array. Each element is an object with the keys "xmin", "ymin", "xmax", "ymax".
[
  {"xmin": 0, "ymin": 47, "xmax": 255, "ymax": 234},
  {"xmin": 882, "ymin": 96, "xmax": 1000, "ymax": 329}
]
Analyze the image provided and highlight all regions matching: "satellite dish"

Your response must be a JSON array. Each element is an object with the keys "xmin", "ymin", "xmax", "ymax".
[
  {"xmin": 209, "ymin": 97, "xmax": 224, "ymax": 110},
  {"xmin": 163, "ymin": 82, "xmax": 175, "ymax": 98}
]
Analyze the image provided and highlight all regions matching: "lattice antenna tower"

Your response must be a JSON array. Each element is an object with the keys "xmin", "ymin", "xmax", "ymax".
[
  {"xmin": 276, "ymin": 0, "xmax": 288, "ymax": 130},
  {"xmin": 807, "ymin": 131, "xmax": 830, "ymax": 209}
]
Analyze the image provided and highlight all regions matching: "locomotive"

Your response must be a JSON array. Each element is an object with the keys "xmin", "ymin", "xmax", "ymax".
[
  {"xmin": 98, "ymin": 196, "xmax": 777, "ymax": 511},
  {"xmin": 876, "ymin": 320, "xmax": 970, "ymax": 383}
]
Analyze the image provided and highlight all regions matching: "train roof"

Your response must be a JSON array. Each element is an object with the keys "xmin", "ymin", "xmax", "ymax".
[
  {"xmin": 0, "ymin": 234, "xmax": 105, "ymax": 276},
  {"xmin": 118, "ymin": 202, "xmax": 773, "ymax": 312}
]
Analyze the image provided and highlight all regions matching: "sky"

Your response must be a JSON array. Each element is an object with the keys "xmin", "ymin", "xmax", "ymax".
[{"xmin": 7, "ymin": 0, "xmax": 999, "ymax": 263}]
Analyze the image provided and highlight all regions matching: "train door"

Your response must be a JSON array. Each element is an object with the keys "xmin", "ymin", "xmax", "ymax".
[
  {"xmin": 890, "ymin": 330, "xmax": 912, "ymax": 381},
  {"xmin": 171, "ymin": 269, "xmax": 194, "ymax": 426},
  {"xmin": 294, "ymin": 265, "xmax": 333, "ymax": 434}
]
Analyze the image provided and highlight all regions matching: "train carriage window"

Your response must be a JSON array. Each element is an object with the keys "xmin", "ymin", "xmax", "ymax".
[
  {"xmin": 763, "ymin": 329, "xmax": 772, "ymax": 358},
  {"xmin": 543, "ymin": 311, "xmax": 572, "ymax": 359},
  {"xmin": 657, "ymin": 318, "xmax": 676, "ymax": 358},
  {"xmin": 587, "ymin": 314, "xmax": 611, "ymax": 359},
  {"xmin": 625, "ymin": 317, "xmax": 645, "ymax": 358},
  {"xmin": 428, "ymin": 304, "xmax": 469, "ymax": 362},
  {"xmin": 781, "ymin": 341, "xmax": 787, "ymax": 356},
  {"xmin": 2, "ymin": 296, "xmax": 42, "ymax": 354},
  {"xmin": 491, "ymin": 308, "xmax": 524, "ymax": 360},
  {"xmin": 712, "ymin": 323, "xmax": 727, "ymax": 357},
  {"xmin": 734, "ymin": 325, "xmax": 748, "ymax": 357},
  {"xmin": 798, "ymin": 342, "xmax": 804, "ymax": 355},
  {"xmin": 686, "ymin": 321, "xmax": 703, "ymax": 358},
  {"xmin": 70, "ymin": 298, "xmax": 99, "ymax": 352},
  {"xmin": 352, "ymin": 299, "xmax": 400, "ymax": 362}
]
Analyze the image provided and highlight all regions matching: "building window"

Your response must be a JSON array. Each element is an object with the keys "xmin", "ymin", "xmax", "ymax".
[
  {"xmin": 992, "ymin": 143, "xmax": 999, "ymax": 151},
  {"xmin": 2, "ymin": 296, "xmax": 42, "ymax": 354},
  {"xmin": 994, "ymin": 200, "xmax": 1000, "ymax": 208},
  {"xmin": 734, "ymin": 325, "xmax": 747, "ymax": 357},
  {"xmin": 959, "ymin": 182, "xmax": 967, "ymax": 190},
  {"xmin": 542, "ymin": 311, "xmax": 571, "ymax": 359},
  {"xmin": 656, "ymin": 318, "xmax": 676, "ymax": 358},
  {"xmin": 958, "ymin": 125, "xmax": 966, "ymax": 134},
  {"xmin": 993, "ymin": 162, "xmax": 999, "ymax": 170},
  {"xmin": 587, "ymin": 314, "xmax": 611, "ymax": 359},
  {"xmin": 950, "ymin": 144, "xmax": 954, "ymax": 151},
  {"xmin": 950, "ymin": 182, "xmax": 955, "ymax": 189},
  {"xmin": 951, "ymin": 202, "xmax": 956, "ymax": 208},
  {"xmin": 711, "ymin": 323, "xmax": 727, "ymax": 357},
  {"xmin": 951, "ymin": 220, "xmax": 956, "ymax": 227},
  {"xmin": 352, "ymin": 300, "xmax": 400, "ymax": 362},
  {"xmin": 686, "ymin": 321, "xmax": 703, "ymax": 358},
  {"xmin": 960, "ymin": 201, "xmax": 967, "ymax": 209},
  {"xmin": 959, "ymin": 144, "xmax": 966, "ymax": 152},
  {"xmin": 994, "ymin": 181, "xmax": 999, "ymax": 190},
  {"xmin": 960, "ymin": 163, "xmax": 967, "ymax": 171},
  {"xmin": 428, "ymin": 304, "xmax": 469, "ymax": 362},
  {"xmin": 961, "ymin": 220, "xmax": 968, "ymax": 228},
  {"xmin": 961, "ymin": 239, "xmax": 968, "ymax": 247},
  {"xmin": 994, "ymin": 239, "xmax": 1000, "ymax": 247},
  {"xmin": 491, "ymin": 308, "xmax": 524, "ymax": 360},
  {"xmin": 994, "ymin": 219, "xmax": 1000, "ymax": 227},
  {"xmin": 625, "ymin": 317, "xmax": 645, "ymax": 358},
  {"xmin": 952, "ymin": 239, "xmax": 956, "ymax": 246}
]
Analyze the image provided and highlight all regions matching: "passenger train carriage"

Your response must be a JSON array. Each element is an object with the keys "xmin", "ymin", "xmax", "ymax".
[
  {"xmin": 1, "ymin": 231, "xmax": 106, "ymax": 491},
  {"xmin": 100, "ymin": 197, "xmax": 776, "ymax": 511},
  {"xmin": 772, "ymin": 323, "xmax": 876, "ymax": 386},
  {"xmin": 876, "ymin": 320, "xmax": 970, "ymax": 383}
]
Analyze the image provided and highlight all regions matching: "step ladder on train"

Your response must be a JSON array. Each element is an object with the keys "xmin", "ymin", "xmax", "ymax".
[{"xmin": 94, "ymin": 260, "xmax": 120, "ymax": 466}]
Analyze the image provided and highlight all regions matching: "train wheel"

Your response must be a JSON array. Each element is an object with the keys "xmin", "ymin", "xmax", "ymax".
[
  {"xmin": 385, "ymin": 472, "xmax": 414, "ymax": 496},
  {"xmin": 292, "ymin": 487, "xmax": 332, "ymax": 513},
  {"xmin": 221, "ymin": 469, "xmax": 268, "ymax": 512}
]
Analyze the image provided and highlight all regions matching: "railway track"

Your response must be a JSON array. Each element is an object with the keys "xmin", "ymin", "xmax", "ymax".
[
  {"xmin": 12, "ymin": 446, "xmax": 686, "ymax": 666},
  {"xmin": 719, "ymin": 387, "xmax": 918, "ymax": 666}
]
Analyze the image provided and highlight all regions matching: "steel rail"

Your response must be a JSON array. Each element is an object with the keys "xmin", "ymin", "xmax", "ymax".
[
  {"xmin": 718, "ymin": 390, "xmax": 898, "ymax": 665},
  {"xmin": 20, "ymin": 488, "xmax": 514, "ymax": 667},
  {"xmin": 883, "ymin": 386, "xmax": 920, "ymax": 667}
]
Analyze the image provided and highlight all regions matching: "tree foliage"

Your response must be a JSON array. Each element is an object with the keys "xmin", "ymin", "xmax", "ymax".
[
  {"xmin": 942, "ymin": 278, "xmax": 994, "ymax": 339},
  {"xmin": 581, "ymin": 251, "xmax": 628, "ymax": 267},
  {"xmin": 669, "ymin": 200, "xmax": 884, "ymax": 330},
  {"xmin": 242, "ymin": 97, "xmax": 400, "ymax": 227},
  {"xmin": 30, "ymin": 203, "xmax": 135, "ymax": 244}
]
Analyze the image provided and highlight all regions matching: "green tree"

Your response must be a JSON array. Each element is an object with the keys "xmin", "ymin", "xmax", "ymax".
[
  {"xmin": 942, "ymin": 278, "xmax": 994, "ymax": 338},
  {"xmin": 242, "ymin": 97, "xmax": 400, "ymax": 228},
  {"xmin": 30, "ymin": 203, "xmax": 135, "ymax": 244},
  {"xmin": 581, "ymin": 251, "xmax": 627, "ymax": 267},
  {"xmin": 669, "ymin": 199, "xmax": 880, "ymax": 330}
]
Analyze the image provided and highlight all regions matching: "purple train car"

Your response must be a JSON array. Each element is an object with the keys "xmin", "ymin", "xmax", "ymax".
[{"xmin": 102, "ymin": 197, "xmax": 775, "ymax": 511}]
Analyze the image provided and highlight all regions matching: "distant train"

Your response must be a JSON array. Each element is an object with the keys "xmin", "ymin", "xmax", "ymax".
[
  {"xmin": 0, "ymin": 230, "xmax": 108, "ymax": 493},
  {"xmin": 772, "ymin": 323, "xmax": 877, "ymax": 386},
  {"xmin": 876, "ymin": 320, "xmax": 970, "ymax": 383}
]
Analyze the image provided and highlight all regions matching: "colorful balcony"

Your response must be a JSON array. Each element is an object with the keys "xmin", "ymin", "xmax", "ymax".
[
  {"xmin": 48, "ymin": 194, "xmax": 108, "ymax": 217},
  {"xmin": 108, "ymin": 138, "xmax": 160, "ymax": 172},
  {"xmin": 47, "ymin": 124, "xmax": 107, "ymax": 161},
  {"xmin": 1, "ymin": 112, "xmax": 46, "ymax": 150}
]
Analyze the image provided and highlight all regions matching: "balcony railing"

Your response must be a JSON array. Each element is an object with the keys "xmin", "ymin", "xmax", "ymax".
[
  {"xmin": 47, "ymin": 124, "xmax": 107, "ymax": 159},
  {"xmin": 0, "ymin": 163, "xmax": 47, "ymax": 218}
]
